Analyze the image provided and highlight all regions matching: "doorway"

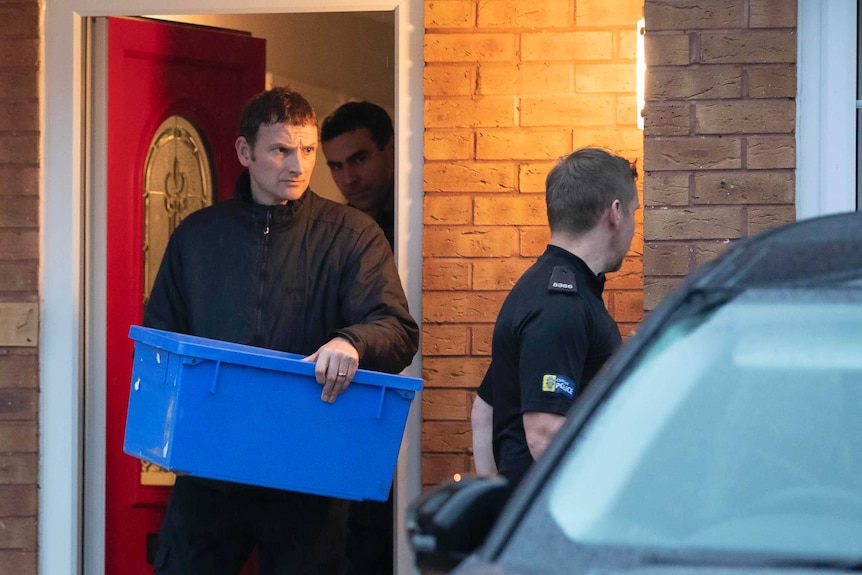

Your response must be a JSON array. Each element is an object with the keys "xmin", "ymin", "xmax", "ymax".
[{"xmin": 42, "ymin": 2, "xmax": 424, "ymax": 575}]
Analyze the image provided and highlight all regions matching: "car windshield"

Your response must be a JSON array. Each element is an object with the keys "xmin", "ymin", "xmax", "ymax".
[{"xmin": 511, "ymin": 288, "xmax": 862, "ymax": 566}]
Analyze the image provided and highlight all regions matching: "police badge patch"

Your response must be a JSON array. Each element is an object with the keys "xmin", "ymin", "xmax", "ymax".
[{"xmin": 541, "ymin": 374, "xmax": 576, "ymax": 399}]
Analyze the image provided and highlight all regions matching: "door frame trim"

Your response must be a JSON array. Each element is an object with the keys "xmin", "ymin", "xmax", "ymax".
[
  {"xmin": 42, "ymin": 3, "xmax": 424, "ymax": 575},
  {"xmin": 796, "ymin": 0, "xmax": 858, "ymax": 218}
]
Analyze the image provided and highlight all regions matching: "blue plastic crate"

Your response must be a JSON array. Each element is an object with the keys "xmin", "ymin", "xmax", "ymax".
[{"xmin": 123, "ymin": 325, "xmax": 422, "ymax": 501}]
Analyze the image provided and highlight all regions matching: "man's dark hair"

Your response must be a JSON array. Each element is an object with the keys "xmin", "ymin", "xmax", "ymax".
[
  {"xmin": 545, "ymin": 147, "xmax": 638, "ymax": 236},
  {"xmin": 238, "ymin": 86, "xmax": 317, "ymax": 148},
  {"xmin": 320, "ymin": 101, "xmax": 394, "ymax": 150}
]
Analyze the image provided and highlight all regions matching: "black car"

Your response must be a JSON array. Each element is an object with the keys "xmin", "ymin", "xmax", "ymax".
[{"xmin": 408, "ymin": 211, "xmax": 862, "ymax": 575}]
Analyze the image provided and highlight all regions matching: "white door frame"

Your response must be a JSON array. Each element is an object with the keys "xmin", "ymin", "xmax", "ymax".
[
  {"xmin": 796, "ymin": 0, "xmax": 858, "ymax": 218},
  {"xmin": 42, "ymin": 2, "xmax": 424, "ymax": 575}
]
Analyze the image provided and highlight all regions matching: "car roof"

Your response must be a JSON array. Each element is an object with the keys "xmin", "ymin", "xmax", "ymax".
[{"xmin": 692, "ymin": 211, "xmax": 862, "ymax": 290}]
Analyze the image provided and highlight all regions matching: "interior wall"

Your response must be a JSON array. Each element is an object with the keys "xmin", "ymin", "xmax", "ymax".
[{"xmin": 148, "ymin": 12, "xmax": 396, "ymax": 202}]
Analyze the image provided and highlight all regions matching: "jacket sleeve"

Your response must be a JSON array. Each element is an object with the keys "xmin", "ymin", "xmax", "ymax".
[
  {"xmin": 332, "ymin": 225, "xmax": 419, "ymax": 374},
  {"xmin": 142, "ymin": 230, "xmax": 191, "ymax": 335}
]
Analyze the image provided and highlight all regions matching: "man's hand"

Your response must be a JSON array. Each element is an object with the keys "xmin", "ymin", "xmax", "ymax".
[{"xmin": 304, "ymin": 337, "xmax": 359, "ymax": 403}]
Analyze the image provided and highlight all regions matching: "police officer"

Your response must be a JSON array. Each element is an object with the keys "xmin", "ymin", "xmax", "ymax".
[{"xmin": 476, "ymin": 147, "xmax": 639, "ymax": 487}]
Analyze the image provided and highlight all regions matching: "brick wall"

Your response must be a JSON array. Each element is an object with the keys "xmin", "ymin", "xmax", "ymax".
[
  {"xmin": 0, "ymin": 1, "xmax": 40, "ymax": 574},
  {"xmin": 642, "ymin": 0, "xmax": 797, "ymax": 309},
  {"xmin": 422, "ymin": 0, "xmax": 644, "ymax": 487}
]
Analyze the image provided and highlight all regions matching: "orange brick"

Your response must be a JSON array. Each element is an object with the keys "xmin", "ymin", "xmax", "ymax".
[
  {"xmin": 746, "ymin": 135, "xmax": 795, "ymax": 169},
  {"xmin": 422, "ymin": 356, "xmax": 492, "ymax": 387},
  {"xmin": 644, "ymin": 136, "xmax": 741, "ymax": 171},
  {"xmin": 610, "ymin": 289, "xmax": 644, "ymax": 323},
  {"xmin": 521, "ymin": 95, "xmax": 617, "ymax": 127},
  {"xmin": 644, "ymin": 103, "xmax": 690, "ymax": 136},
  {"xmin": 647, "ymin": 67, "xmax": 742, "ymax": 100},
  {"xmin": 575, "ymin": 63, "xmax": 636, "ymax": 93},
  {"xmin": 0, "ymin": 102, "xmax": 37, "ymax": 132},
  {"xmin": 424, "ymin": 129, "xmax": 474, "ymax": 161},
  {"xmin": 423, "ymin": 292, "xmax": 507, "ymax": 324},
  {"xmin": 0, "ymin": 486, "xmax": 36, "ymax": 516},
  {"xmin": 422, "ymin": 325, "xmax": 469, "ymax": 356},
  {"xmin": 423, "ymin": 259, "xmax": 471, "ymax": 291},
  {"xmin": 425, "ymin": 33, "xmax": 516, "ymax": 62},
  {"xmin": 478, "ymin": 62, "xmax": 572, "ymax": 96},
  {"xmin": 605, "ymin": 258, "xmax": 643, "ymax": 290},
  {"xmin": 0, "ymin": 134, "xmax": 38, "ymax": 164},
  {"xmin": 576, "ymin": 0, "xmax": 644, "ymax": 26},
  {"xmin": 694, "ymin": 240, "xmax": 734, "ymax": 267},
  {"xmin": 0, "ymin": 422, "xmax": 36, "ymax": 452},
  {"xmin": 421, "ymin": 389, "xmax": 471, "ymax": 420},
  {"xmin": 0, "ymin": 231, "xmax": 37, "ymax": 260},
  {"xmin": 519, "ymin": 162, "xmax": 555, "ymax": 194},
  {"xmin": 421, "ymin": 453, "xmax": 470, "ymax": 485},
  {"xmin": 0, "ymin": 390, "xmax": 36, "ymax": 421},
  {"xmin": 644, "ymin": 241, "xmax": 691, "ymax": 275},
  {"xmin": 0, "ymin": 71, "xmax": 37, "ymax": 100},
  {"xmin": 644, "ymin": 276, "xmax": 684, "ymax": 310},
  {"xmin": 521, "ymin": 31, "xmax": 614, "ymax": 61},
  {"xmin": 476, "ymin": 129, "xmax": 571, "ymax": 160},
  {"xmin": 520, "ymin": 227, "xmax": 550, "ymax": 257},
  {"xmin": 700, "ymin": 30, "xmax": 796, "ymax": 64},
  {"xmin": 472, "ymin": 257, "xmax": 535, "ymax": 290},
  {"xmin": 617, "ymin": 95, "xmax": 639, "ymax": 127},
  {"xmin": 645, "ymin": 206, "xmax": 744, "ymax": 240},
  {"xmin": 750, "ymin": 0, "xmax": 797, "ymax": 28},
  {"xmin": 422, "ymin": 421, "xmax": 473, "ymax": 452},
  {"xmin": 477, "ymin": 0, "xmax": 573, "ymax": 28},
  {"xmin": 0, "ymin": 166, "xmax": 38, "ymax": 196},
  {"xmin": 695, "ymin": 101, "xmax": 794, "ymax": 134},
  {"xmin": 0, "ymin": 352, "xmax": 36, "ymax": 389},
  {"xmin": 425, "ymin": 97, "xmax": 516, "ymax": 128},
  {"xmin": 644, "ymin": 33, "xmax": 690, "ymax": 66},
  {"xmin": 0, "ymin": 516, "xmax": 36, "ymax": 549},
  {"xmin": 424, "ymin": 195, "xmax": 472, "ymax": 225},
  {"xmin": 643, "ymin": 171, "xmax": 690, "ymax": 207},
  {"xmin": 0, "ymin": 39, "xmax": 38, "ymax": 69},
  {"xmin": 619, "ymin": 28, "xmax": 638, "ymax": 60},
  {"xmin": 0, "ymin": 6, "xmax": 39, "ymax": 38},
  {"xmin": 471, "ymin": 324, "xmax": 495, "ymax": 355},
  {"xmin": 424, "ymin": 64, "xmax": 474, "ymax": 97},
  {"xmin": 746, "ymin": 65, "xmax": 796, "ymax": 98},
  {"xmin": 0, "ymin": 262, "xmax": 35, "ymax": 293},
  {"xmin": 424, "ymin": 161, "xmax": 516, "ymax": 192},
  {"xmin": 572, "ymin": 128, "xmax": 643, "ymax": 158},
  {"xmin": 693, "ymin": 170, "xmax": 794, "ymax": 204},
  {"xmin": 0, "ymin": 454, "xmax": 37, "ymax": 484},
  {"xmin": 474, "ymin": 195, "xmax": 546, "ymax": 226},
  {"xmin": 644, "ymin": 0, "xmax": 744, "ymax": 30},
  {"xmin": 747, "ymin": 205, "xmax": 795, "ymax": 235},
  {"xmin": 425, "ymin": 0, "xmax": 475, "ymax": 28},
  {"xmin": 0, "ymin": 196, "xmax": 36, "ymax": 227}
]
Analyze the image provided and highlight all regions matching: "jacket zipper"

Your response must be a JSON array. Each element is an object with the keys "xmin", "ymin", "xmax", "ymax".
[{"xmin": 255, "ymin": 209, "xmax": 273, "ymax": 344}]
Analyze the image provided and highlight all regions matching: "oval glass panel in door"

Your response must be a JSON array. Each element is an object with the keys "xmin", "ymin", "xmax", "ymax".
[{"xmin": 141, "ymin": 115, "xmax": 213, "ymax": 486}]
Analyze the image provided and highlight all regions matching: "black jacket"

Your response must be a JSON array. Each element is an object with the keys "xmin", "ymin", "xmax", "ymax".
[{"xmin": 144, "ymin": 172, "xmax": 418, "ymax": 374}]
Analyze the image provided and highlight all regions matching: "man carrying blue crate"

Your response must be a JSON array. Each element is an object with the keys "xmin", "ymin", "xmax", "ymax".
[{"xmin": 143, "ymin": 86, "xmax": 419, "ymax": 575}]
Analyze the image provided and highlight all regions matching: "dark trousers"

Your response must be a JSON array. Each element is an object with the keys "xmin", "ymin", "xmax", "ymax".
[
  {"xmin": 345, "ymin": 492, "xmax": 393, "ymax": 575},
  {"xmin": 154, "ymin": 476, "xmax": 343, "ymax": 575}
]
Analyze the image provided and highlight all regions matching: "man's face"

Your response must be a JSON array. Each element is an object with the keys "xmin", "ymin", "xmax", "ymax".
[
  {"xmin": 322, "ymin": 127, "xmax": 394, "ymax": 214},
  {"xmin": 236, "ymin": 122, "xmax": 318, "ymax": 205}
]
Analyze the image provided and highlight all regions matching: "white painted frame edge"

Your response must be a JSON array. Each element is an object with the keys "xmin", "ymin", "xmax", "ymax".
[
  {"xmin": 796, "ymin": 0, "xmax": 858, "ymax": 219},
  {"xmin": 42, "ymin": 2, "xmax": 424, "ymax": 575}
]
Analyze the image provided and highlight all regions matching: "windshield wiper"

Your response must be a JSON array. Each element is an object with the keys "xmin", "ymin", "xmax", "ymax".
[{"xmin": 639, "ymin": 550, "xmax": 862, "ymax": 571}]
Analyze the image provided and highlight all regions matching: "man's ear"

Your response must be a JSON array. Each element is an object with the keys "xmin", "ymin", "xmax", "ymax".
[
  {"xmin": 608, "ymin": 199, "xmax": 623, "ymax": 228},
  {"xmin": 236, "ymin": 137, "xmax": 252, "ymax": 167}
]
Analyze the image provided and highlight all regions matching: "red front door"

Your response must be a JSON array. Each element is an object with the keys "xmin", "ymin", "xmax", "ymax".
[{"xmin": 105, "ymin": 17, "xmax": 265, "ymax": 574}]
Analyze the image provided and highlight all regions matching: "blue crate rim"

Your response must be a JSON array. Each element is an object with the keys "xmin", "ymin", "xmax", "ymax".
[{"xmin": 128, "ymin": 325, "xmax": 422, "ymax": 392}]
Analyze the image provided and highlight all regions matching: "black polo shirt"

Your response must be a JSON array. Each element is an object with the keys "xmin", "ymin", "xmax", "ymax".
[{"xmin": 485, "ymin": 245, "xmax": 622, "ymax": 486}]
